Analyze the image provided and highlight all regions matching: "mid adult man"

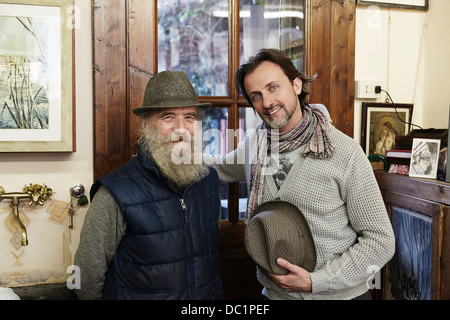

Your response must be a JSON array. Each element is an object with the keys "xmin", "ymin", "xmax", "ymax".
[
  {"xmin": 74, "ymin": 71, "xmax": 222, "ymax": 300},
  {"xmin": 205, "ymin": 49, "xmax": 395, "ymax": 300}
]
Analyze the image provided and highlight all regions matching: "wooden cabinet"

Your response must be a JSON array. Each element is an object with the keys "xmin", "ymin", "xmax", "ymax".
[{"xmin": 375, "ymin": 171, "xmax": 450, "ymax": 300}]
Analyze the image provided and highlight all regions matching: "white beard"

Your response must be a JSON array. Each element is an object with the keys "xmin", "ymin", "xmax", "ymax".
[{"xmin": 140, "ymin": 125, "xmax": 209, "ymax": 189}]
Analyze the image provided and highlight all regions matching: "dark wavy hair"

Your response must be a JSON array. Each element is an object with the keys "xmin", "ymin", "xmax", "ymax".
[{"xmin": 235, "ymin": 48, "xmax": 314, "ymax": 109}]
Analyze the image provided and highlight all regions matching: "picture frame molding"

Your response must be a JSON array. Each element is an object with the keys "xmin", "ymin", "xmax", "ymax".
[{"xmin": 356, "ymin": 0, "xmax": 429, "ymax": 11}]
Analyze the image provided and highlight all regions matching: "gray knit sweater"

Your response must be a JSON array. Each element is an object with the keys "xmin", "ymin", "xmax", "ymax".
[{"xmin": 205, "ymin": 123, "xmax": 395, "ymax": 300}]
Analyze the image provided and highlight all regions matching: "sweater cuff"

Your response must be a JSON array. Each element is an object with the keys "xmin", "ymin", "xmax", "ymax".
[{"xmin": 309, "ymin": 269, "xmax": 330, "ymax": 294}]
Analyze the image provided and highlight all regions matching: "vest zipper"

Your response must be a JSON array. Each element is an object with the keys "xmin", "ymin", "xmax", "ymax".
[
  {"xmin": 180, "ymin": 197, "xmax": 196, "ymax": 298},
  {"xmin": 180, "ymin": 198, "xmax": 188, "ymax": 223}
]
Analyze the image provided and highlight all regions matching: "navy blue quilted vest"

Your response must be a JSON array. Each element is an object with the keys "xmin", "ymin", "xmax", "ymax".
[{"xmin": 91, "ymin": 148, "xmax": 222, "ymax": 300}]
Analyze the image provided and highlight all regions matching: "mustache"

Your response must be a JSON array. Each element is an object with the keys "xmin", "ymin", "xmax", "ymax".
[
  {"xmin": 169, "ymin": 131, "xmax": 192, "ymax": 143},
  {"xmin": 263, "ymin": 104, "xmax": 283, "ymax": 116}
]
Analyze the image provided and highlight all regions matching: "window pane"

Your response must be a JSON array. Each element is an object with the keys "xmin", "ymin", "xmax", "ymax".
[
  {"xmin": 237, "ymin": 107, "xmax": 258, "ymax": 220},
  {"xmin": 201, "ymin": 107, "xmax": 254, "ymax": 220},
  {"xmin": 158, "ymin": 0, "xmax": 229, "ymax": 96},
  {"xmin": 201, "ymin": 107, "xmax": 230, "ymax": 219},
  {"xmin": 240, "ymin": 106, "xmax": 261, "ymax": 133},
  {"xmin": 202, "ymin": 107, "xmax": 229, "ymax": 155},
  {"xmin": 240, "ymin": 0, "xmax": 305, "ymax": 72},
  {"xmin": 238, "ymin": 1, "xmax": 306, "ymax": 220}
]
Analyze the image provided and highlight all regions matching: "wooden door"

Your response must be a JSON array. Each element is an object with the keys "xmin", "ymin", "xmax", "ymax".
[{"xmin": 92, "ymin": 0, "xmax": 355, "ymax": 299}]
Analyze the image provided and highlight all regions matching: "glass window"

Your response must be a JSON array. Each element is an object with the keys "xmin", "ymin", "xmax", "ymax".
[
  {"xmin": 237, "ymin": 107, "xmax": 260, "ymax": 219},
  {"xmin": 240, "ymin": 0, "xmax": 305, "ymax": 72},
  {"xmin": 202, "ymin": 107, "xmax": 229, "ymax": 155},
  {"xmin": 237, "ymin": 1, "xmax": 305, "ymax": 221},
  {"xmin": 202, "ymin": 107, "xmax": 230, "ymax": 219},
  {"xmin": 158, "ymin": 0, "xmax": 229, "ymax": 96}
]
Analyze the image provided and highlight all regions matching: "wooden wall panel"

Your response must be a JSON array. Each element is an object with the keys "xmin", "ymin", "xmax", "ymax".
[
  {"xmin": 308, "ymin": 0, "xmax": 331, "ymax": 115},
  {"xmin": 93, "ymin": 0, "xmax": 156, "ymax": 180},
  {"xmin": 127, "ymin": 0, "xmax": 157, "ymax": 156},
  {"xmin": 93, "ymin": 0, "xmax": 128, "ymax": 181},
  {"xmin": 309, "ymin": 0, "xmax": 355, "ymax": 137}
]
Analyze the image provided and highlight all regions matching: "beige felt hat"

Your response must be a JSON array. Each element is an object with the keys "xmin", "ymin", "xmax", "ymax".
[
  {"xmin": 132, "ymin": 70, "xmax": 211, "ymax": 118},
  {"xmin": 244, "ymin": 200, "xmax": 316, "ymax": 275}
]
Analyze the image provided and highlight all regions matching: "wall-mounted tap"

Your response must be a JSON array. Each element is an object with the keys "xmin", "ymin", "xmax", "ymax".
[{"xmin": 0, "ymin": 184, "xmax": 53, "ymax": 246}]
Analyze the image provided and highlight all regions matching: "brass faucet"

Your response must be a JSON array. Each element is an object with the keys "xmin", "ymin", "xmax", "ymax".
[{"xmin": 0, "ymin": 184, "xmax": 53, "ymax": 246}]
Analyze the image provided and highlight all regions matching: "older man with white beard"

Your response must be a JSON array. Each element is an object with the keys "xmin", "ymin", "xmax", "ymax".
[{"xmin": 74, "ymin": 71, "xmax": 223, "ymax": 300}]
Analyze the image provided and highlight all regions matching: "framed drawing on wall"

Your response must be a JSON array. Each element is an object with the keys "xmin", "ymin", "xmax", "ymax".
[
  {"xmin": 0, "ymin": 0, "xmax": 75, "ymax": 152},
  {"xmin": 356, "ymin": 0, "xmax": 429, "ymax": 11},
  {"xmin": 361, "ymin": 102, "xmax": 413, "ymax": 157}
]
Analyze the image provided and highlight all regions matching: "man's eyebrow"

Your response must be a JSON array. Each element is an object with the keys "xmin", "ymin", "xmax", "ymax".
[
  {"xmin": 158, "ymin": 111, "xmax": 175, "ymax": 118},
  {"xmin": 185, "ymin": 111, "xmax": 199, "ymax": 118},
  {"xmin": 265, "ymin": 81, "xmax": 279, "ymax": 89},
  {"xmin": 158, "ymin": 111, "xmax": 198, "ymax": 118}
]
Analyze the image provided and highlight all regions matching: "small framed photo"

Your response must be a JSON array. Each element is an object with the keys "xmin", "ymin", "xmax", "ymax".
[
  {"xmin": 361, "ymin": 103, "xmax": 413, "ymax": 157},
  {"xmin": 409, "ymin": 138, "xmax": 441, "ymax": 179}
]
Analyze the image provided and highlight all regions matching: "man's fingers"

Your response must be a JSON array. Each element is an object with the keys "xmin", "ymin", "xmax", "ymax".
[{"xmin": 277, "ymin": 258, "xmax": 295, "ymax": 272}]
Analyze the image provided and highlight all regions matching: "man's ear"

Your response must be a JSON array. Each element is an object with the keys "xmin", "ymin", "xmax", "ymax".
[
  {"xmin": 141, "ymin": 118, "xmax": 151, "ymax": 129},
  {"xmin": 293, "ymin": 77, "xmax": 303, "ymax": 95}
]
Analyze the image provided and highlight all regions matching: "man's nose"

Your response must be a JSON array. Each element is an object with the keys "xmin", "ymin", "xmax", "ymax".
[
  {"xmin": 174, "ymin": 118, "xmax": 187, "ymax": 131},
  {"xmin": 172, "ymin": 119, "xmax": 191, "ymax": 141},
  {"xmin": 261, "ymin": 94, "xmax": 274, "ymax": 109}
]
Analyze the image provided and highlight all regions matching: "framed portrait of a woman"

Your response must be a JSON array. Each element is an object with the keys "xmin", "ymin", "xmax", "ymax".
[{"xmin": 361, "ymin": 103, "xmax": 414, "ymax": 157}]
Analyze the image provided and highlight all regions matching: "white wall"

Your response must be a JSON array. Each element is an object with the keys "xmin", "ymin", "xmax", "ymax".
[
  {"xmin": 355, "ymin": 1, "xmax": 450, "ymax": 143},
  {"xmin": 422, "ymin": 1, "xmax": 450, "ymax": 127},
  {"xmin": 0, "ymin": 0, "xmax": 92, "ymax": 286}
]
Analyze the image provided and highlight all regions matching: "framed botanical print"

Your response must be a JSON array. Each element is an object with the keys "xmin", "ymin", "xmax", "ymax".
[{"xmin": 0, "ymin": 0, "xmax": 75, "ymax": 152}]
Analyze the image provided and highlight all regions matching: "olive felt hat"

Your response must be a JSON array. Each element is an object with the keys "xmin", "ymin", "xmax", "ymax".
[
  {"xmin": 244, "ymin": 200, "xmax": 316, "ymax": 275},
  {"xmin": 132, "ymin": 70, "xmax": 211, "ymax": 117}
]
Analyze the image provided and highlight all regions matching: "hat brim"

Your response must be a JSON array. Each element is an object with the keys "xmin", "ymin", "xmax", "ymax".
[
  {"xmin": 245, "ymin": 200, "xmax": 316, "ymax": 275},
  {"xmin": 132, "ymin": 102, "xmax": 212, "ymax": 117}
]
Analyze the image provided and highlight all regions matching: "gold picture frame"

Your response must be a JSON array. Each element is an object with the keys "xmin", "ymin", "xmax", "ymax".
[
  {"xmin": 0, "ymin": 0, "xmax": 75, "ymax": 152},
  {"xmin": 361, "ymin": 102, "xmax": 413, "ymax": 157}
]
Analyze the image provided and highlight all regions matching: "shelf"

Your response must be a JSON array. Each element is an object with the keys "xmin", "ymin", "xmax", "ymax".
[{"xmin": 375, "ymin": 170, "xmax": 450, "ymax": 207}]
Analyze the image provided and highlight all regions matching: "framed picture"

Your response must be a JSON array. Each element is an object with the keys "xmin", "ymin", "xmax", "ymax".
[
  {"xmin": 356, "ymin": 0, "xmax": 429, "ymax": 11},
  {"xmin": 0, "ymin": 0, "xmax": 75, "ymax": 152},
  {"xmin": 409, "ymin": 138, "xmax": 441, "ymax": 179},
  {"xmin": 361, "ymin": 102, "xmax": 413, "ymax": 157}
]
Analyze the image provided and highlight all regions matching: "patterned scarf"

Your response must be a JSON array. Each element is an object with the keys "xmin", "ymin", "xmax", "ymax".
[{"xmin": 246, "ymin": 105, "xmax": 335, "ymax": 221}]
